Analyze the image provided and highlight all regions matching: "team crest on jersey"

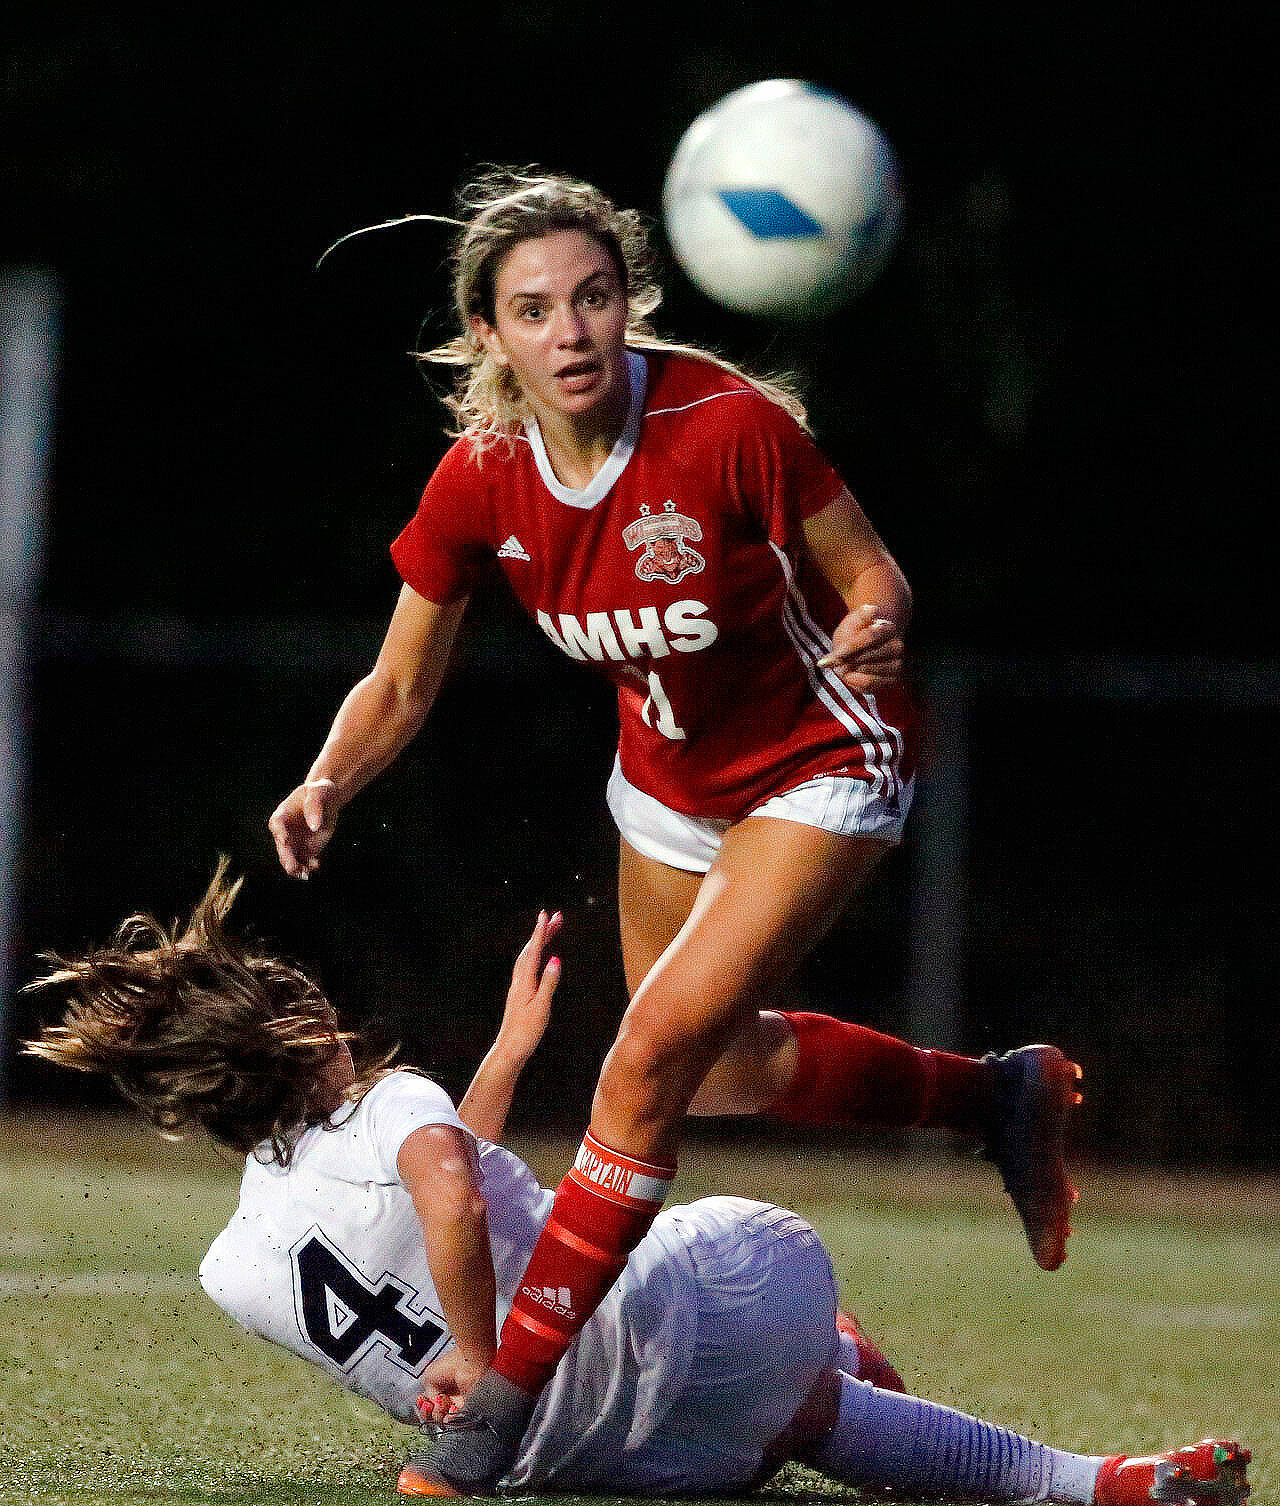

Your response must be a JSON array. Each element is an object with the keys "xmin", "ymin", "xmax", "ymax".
[{"xmin": 622, "ymin": 501, "xmax": 705, "ymax": 584}]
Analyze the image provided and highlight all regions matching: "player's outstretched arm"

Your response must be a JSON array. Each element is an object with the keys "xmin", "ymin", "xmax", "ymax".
[
  {"xmin": 457, "ymin": 910, "xmax": 562, "ymax": 1143},
  {"xmin": 269, "ymin": 586, "xmax": 468, "ymax": 878},
  {"xmin": 399, "ymin": 1123, "xmax": 497, "ymax": 1416}
]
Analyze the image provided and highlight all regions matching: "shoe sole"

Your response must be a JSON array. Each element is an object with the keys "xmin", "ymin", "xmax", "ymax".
[
  {"xmin": 994, "ymin": 1045, "xmax": 1083, "ymax": 1271},
  {"xmin": 397, "ymin": 1465, "xmax": 462, "ymax": 1498}
]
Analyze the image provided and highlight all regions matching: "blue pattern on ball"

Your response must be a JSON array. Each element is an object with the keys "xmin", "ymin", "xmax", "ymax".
[{"xmin": 716, "ymin": 188, "xmax": 824, "ymax": 239}]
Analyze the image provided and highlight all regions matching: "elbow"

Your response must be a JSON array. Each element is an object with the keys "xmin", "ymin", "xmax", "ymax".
[
  {"xmin": 368, "ymin": 661, "xmax": 435, "ymax": 724},
  {"xmin": 435, "ymin": 1155, "xmax": 488, "ymax": 1225},
  {"xmin": 876, "ymin": 554, "xmax": 911, "ymax": 624},
  {"xmin": 449, "ymin": 1181, "xmax": 489, "ymax": 1225},
  {"xmin": 420, "ymin": 1172, "xmax": 488, "ymax": 1240},
  {"xmin": 436, "ymin": 1186, "xmax": 488, "ymax": 1233},
  {"xmin": 402, "ymin": 1126, "xmax": 487, "ymax": 1226},
  {"xmin": 896, "ymin": 572, "xmax": 913, "ymax": 625}
]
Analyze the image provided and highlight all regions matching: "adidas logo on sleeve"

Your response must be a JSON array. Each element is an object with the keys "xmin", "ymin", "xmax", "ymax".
[{"xmin": 497, "ymin": 535, "xmax": 531, "ymax": 561}]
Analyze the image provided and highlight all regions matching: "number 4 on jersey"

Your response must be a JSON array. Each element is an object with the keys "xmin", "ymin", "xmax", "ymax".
[{"xmin": 292, "ymin": 1228, "xmax": 445, "ymax": 1373}]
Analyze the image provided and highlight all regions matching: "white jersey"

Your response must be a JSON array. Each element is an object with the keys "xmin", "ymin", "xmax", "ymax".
[{"xmin": 200, "ymin": 1071, "xmax": 837, "ymax": 1491}]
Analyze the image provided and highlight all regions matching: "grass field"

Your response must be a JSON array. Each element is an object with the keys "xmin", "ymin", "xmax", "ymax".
[{"xmin": 1, "ymin": 1115, "xmax": 1275, "ymax": 1506}]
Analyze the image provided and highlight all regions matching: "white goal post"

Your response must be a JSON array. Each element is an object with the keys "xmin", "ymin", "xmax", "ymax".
[{"xmin": 1, "ymin": 268, "xmax": 61, "ymax": 1106}]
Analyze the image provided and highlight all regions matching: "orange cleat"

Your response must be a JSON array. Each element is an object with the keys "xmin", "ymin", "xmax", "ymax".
[
  {"xmin": 1094, "ymin": 1440, "xmax": 1250, "ymax": 1505},
  {"xmin": 982, "ymin": 1044, "xmax": 1083, "ymax": 1271},
  {"xmin": 835, "ymin": 1309, "xmax": 905, "ymax": 1393},
  {"xmin": 397, "ymin": 1462, "xmax": 462, "ymax": 1497}
]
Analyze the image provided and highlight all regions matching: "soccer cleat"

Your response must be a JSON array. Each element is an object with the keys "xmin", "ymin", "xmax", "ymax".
[
  {"xmin": 1093, "ymin": 1440, "xmax": 1250, "ymax": 1505},
  {"xmin": 397, "ymin": 1459, "xmax": 461, "ymax": 1498},
  {"xmin": 397, "ymin": 1370, "xmax": 535, "ymax": 1497},
  {"xmin": 981, "ymin": 1043, "xmax": 1083, "ymax": 1271},
  {"xmin": 835, "ymin": 1309, "xmax": 906, "ymax": 1393}
]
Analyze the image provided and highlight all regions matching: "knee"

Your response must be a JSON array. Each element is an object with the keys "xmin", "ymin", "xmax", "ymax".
[
  {"xmin": 599, "ymin": 1016, "xmax": 676, "ymax": 1099},
  {"xmin": 596, "ymin": 1013, "xmax": 706, "ymax": 1125}
]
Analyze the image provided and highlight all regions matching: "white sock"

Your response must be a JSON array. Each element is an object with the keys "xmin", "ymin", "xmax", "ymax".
[
  {"xmin": 809, "ymin": 1372, "xmax": 1104, "ymax": 1504},
  {"xmin": 835, "ymin": 1328, "xmax": 862, "ymax": 1376}
]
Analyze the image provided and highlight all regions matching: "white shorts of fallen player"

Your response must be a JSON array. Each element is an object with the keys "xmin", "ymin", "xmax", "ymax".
[
  {"xmin": 506, "ymin": 1197, "xmax": 839, "ymax": 1492},
  {"xmin": 607, "ymin": 755, "xmax": 915, "ymax": 873}
]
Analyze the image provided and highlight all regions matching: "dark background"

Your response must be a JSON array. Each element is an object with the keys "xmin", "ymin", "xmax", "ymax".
[{"xmin": 4, "ymin": 5, "xmax": 1274, "ymax": 1161}]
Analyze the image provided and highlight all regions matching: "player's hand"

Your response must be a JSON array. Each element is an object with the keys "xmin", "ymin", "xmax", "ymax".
[
  {"xmin": 817, "ymin": 604, "xmax": 905, "ymax": 691},
  {"xmin": 268, "ymin": 778, "xmax": 341, "ymax": 879},
  {"xmin": 496, "ymin": 910, "xmax": 563, "ymax": 1065},
  {"xmin": 416, "ymin": 1349, "xmax": 491, "ymax": 1422}
]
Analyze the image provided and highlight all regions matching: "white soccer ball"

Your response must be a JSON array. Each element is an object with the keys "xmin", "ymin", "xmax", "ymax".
[{"xmin": 662, "ymin": 79, "xmax": 901, "ymax": 319}]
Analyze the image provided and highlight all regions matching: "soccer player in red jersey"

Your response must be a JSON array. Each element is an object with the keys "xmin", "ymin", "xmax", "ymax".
[{"xmin": 269, "ymin": 170, "xmax": 1083, "ymax": 1490}]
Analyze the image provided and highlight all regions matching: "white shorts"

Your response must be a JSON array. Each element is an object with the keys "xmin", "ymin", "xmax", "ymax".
[
  {"xmin": 607, "ymin": 756, "xmax": 914, "ymax": 874},
  {"xmin": 616, "ymin": 1199, "xmax": 840, "ymax": 1491},
  {"xmin": 511, "ymin": 1197, "xmax": 839, "ymax": 1493}
]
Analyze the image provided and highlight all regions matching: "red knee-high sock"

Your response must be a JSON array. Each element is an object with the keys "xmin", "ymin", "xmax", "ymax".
[
  {"xmin": 491, "ymin": 1130, "xmax": 676, "ymax": 1396},
  {"xmin": 770, "ymin": 1012, "xmax": 995, "ymax": 1132}
]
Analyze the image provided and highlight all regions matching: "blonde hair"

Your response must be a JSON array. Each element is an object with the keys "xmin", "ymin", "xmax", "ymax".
[
  {"xmin": 24, "ymin": 860, "xmax": 395, "ymax": 1166},
  {"xmin": 416, "ymin": 167, "xmax": 809, "ymax": 456}
]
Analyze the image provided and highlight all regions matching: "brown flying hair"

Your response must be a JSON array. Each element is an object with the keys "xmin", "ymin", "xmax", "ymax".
[{"xmin": 23, "ymin": 860, "xmax": 394, "ymax": 1166}]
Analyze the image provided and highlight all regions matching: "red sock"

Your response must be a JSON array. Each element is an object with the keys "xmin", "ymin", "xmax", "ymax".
[
  {"xmin": 770, "ymin": 1011, "xmax": 994, "ymax": 1133},
  {"xmin": 491, "ymin": 1130, "xmax": 675, "ymax": 1396}
]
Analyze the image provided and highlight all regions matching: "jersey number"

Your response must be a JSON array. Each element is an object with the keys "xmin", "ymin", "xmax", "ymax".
[
  {"xmin": 641, "ymin": 670, "xmax": 686, "ymax": 741},
  {"xmin": 293, "ymin": 1231, "xmax": 444, "ymax": 1372}
]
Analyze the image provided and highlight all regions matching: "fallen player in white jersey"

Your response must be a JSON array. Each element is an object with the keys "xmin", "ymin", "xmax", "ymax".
[{"xmin": 25, "ymin": 864, "xmax": 1250, "ymax": 1504}]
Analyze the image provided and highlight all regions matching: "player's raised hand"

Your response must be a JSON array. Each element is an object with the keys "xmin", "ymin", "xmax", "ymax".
[
  {"xmin": 817, "ymin": 603, "xmax": 905, "ymax": 691},
  {"xmin": 268, "ymin": 777, "xmax": 341, "ymax": 879},
  {"xmin": 496, "ymin": 910, "xmax": 563, "ymax": 1065},
  {"xmin": 455, "ymin": 911, "xmax": 563, "ymax": 1144}
]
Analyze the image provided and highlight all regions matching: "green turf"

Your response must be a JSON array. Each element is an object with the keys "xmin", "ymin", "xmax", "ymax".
[{"xmin": 1, "ymin": 1116, "xmax": 1275, "ymax": 1506}]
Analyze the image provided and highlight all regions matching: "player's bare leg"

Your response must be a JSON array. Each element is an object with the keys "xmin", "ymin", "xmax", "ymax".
[
  {"xmin": 595, "ymin": 816, "xmax": 890, "ymax": 1159},
  {"xmin": 618, "ymin": 839, "xmax": 800, "ymax": 1112},
  {"xmin": 621, "ymin": 829, "xmax": 1003, "ymax": 1125},
  {"xmin": 688, "ymin": 1009, "xmax": 797, "ymax": 1111},
  {"xmin": 615, "ymin": 835, "xmax": 703, "ymax": 999},
  {"xmin": 621, "ymin": 827, "xmax": 1081, "ymax": 1271}
]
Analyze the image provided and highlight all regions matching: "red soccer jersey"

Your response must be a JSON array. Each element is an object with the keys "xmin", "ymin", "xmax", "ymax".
[{"xmin": 392, "ymin": 350, "xmax": 916, "ymax": 821}]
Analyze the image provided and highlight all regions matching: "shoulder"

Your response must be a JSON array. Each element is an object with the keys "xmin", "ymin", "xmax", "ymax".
[
  {"xmin": 424, "ymin": 431, "xmax": 531, "ymax": 496},
  {"xmin": 644, "ymin": 350, "xmax": 755, "ymax": 421},
  {"xmin": 342, "ymin": 1070, "xmax": 471, "ymax": 1184},
  {"xmin": 356, "ymin": 1068, "xmax": 459, "ymax": 1123},
  {"xmin": 642, "ymin": 351, "xmax": 801, "ymax": 444}
]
